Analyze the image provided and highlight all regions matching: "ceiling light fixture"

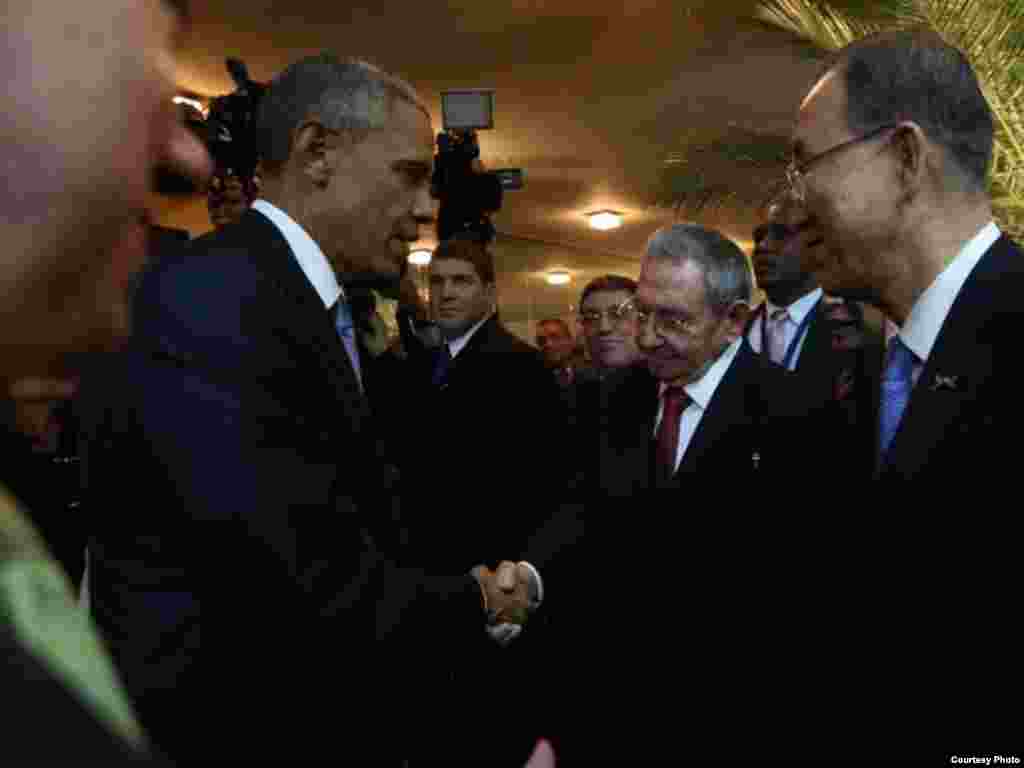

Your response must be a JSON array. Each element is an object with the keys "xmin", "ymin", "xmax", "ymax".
[
  {"xmin": 587, "ymin": 210, "xmax": 623, "ymax": 231},
  {"xmin": 546, "ymin": 270, "xmax": 571, "ymax": 286},
  {"xmin": 408, "ymin": 249, "xmax": 433, "ymax": 266}
]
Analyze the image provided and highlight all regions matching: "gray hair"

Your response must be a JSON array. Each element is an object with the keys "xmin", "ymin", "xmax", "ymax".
[
  {"xmin": 255, "ymin": 53, "xmax": 426, "ymax": 174},
  {"xmin": 644, "ymin": 223, "xmax": 753, "ymax": 315}
]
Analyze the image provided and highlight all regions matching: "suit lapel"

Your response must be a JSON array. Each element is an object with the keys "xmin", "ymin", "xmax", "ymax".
[
  {"xmin": 674, "ymin": 345, "xmax": 750, "ymax": 478},
  {"xmin": 241, "ymin": 210, "xmax": 366, "ymax": 409},
  {"xmin": 882, "ymin": 240, "xmax": 1009, "ymax": 475},
  {"xmin": 440, "ymin": 315, "xmax": 498, "ymax": 391},
  {"xmin": 794, "ymin": 300, "xmax": 831, "ymax": 377}
]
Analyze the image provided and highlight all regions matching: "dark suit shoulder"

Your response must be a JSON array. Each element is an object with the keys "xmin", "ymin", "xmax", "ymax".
[
  {"xmin": 132, "ymin": 217, "xmax": 282, "ymax": 360},
  {"xmin": 479, "ymin": 317, "xmax": 545, "ymax": 366}
]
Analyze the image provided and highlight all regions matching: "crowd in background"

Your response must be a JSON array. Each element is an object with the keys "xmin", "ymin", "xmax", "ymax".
[{"xmin": 0, "ymin": 2, "xmax": 1019, "ymax": 766}]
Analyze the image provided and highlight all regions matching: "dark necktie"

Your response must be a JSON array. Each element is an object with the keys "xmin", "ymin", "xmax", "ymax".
[
  {"xmin": 432, "ymin": 343, "xmax": 453, "ymax": 387},
  {"xmin": 330, "ymin": 299, "xmax": 363, "ymax": 392},
  {"xmin": 656, "ymin": 386, "xmax": 690, "ymax": 481},
  {"xmin": 878, "ymin": 335, "xmax": 918, "ymax": 464}
]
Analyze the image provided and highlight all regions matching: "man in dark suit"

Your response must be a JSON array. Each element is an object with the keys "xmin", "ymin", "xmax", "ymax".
[
  {"xmin": 520, "ymin": 224, "xmax": 843, "ymax": 764},
  {"xmin": 786, "ymin": 28, "xmax": 1018, "ymax": 741},
  {"xmin": 584, "ymin": 224, "xmax": 834, "ymax": 494},
  {"xmin": 403, "ymin": 237, "xmax": 565, "ymax": 567},
  {"xmin": 747, "ymin": 205, "xmax": 884, "ymax": 478},
  {"xmin": 387, "ymin": 236, "xmax": 560, "ymax": 766},
  {"xmin": 82, "ymin": 55, "xmax": 539, "ymax": 766}
]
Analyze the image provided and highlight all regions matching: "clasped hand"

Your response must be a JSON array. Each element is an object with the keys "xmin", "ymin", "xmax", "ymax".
[{"xmin": 471, "ymin": 561, "xmax": 540, "ymax": 626}]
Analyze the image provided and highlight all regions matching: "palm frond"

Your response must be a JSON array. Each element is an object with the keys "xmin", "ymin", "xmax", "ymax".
[{"xmin": 754, "ymin": 0, "xmax": 1024, "ymax": 240}]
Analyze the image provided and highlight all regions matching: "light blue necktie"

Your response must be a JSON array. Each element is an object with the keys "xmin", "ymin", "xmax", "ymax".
[
  {"xmin": 332, "ymin": 299, "xmax": 363, "ymax": 392},
  {"xmin": 878, "ymin": 336, "xmax": 917, "ymax": 463}
]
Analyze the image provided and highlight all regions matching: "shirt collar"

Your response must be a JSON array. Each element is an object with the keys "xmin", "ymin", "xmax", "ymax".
[
  {"xmin": 765, "ymin": 286, "xmax": 823, "ymax": 324},
  {"xmin": 899, "ymin": 221, "xmax": 999, "ymax": 363},
  {"xmin": 251, "ymin": 199, "xmax": 344, "ymax": 309},
  {"xmin": 448, "ymin": 312, "xmax": 493, "ymax": 359},
  {"xmin": 659, "ymin": 337, "xmax": 742, "ymax": 411}
]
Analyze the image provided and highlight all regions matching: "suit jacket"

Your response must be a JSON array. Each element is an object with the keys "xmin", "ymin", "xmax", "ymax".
[
  {"xmin": 0, "ymin": 624, "xmax": 170, "ymax": 767},
  {"xmin": 879, "ymin": 235, "xmax": 1023, "ymax": 482},
  {"xmin": 588, "ymin": 342, "xmax": 837, "ymax": 494},
  {"xmin": 745, "ymin": 297, "xmax": 884, "ymax": 480},
  {"xmin": 398, "ymin": 315, "xmax": 567, "ymax": 570},
  {"xmin": 80, "ymin": 209, "xmax": 486, "ymax": 764}
]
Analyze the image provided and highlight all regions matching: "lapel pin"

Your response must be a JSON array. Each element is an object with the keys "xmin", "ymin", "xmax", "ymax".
[{"xmin": 931, "ymin": 374, "xmax": 961, "ymax": 392}]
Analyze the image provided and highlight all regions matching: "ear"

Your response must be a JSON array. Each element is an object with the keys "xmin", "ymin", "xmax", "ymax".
[
  {"xmin": 484, "ymin": 281, "xmax": 498, "ymax": 305},
  {"xmin": 893, "ymin": 122, "xmax": 927, "ymax": 197},
  {"xmin": 292, "ymin": 120, "xmax": 333, "ymax": 187}
]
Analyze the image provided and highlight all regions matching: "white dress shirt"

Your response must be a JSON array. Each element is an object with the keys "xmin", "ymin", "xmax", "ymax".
[
  {"xmin": 251, "ymin": 200, "xmax": 363, "ymax": 389},
  {"xmin": 653, "ymin": 337, "xmax": 743, "ymax": 472},
  {"xmin": 447, "ymin": 312, "xmax": 493, "ymax": 359},
  {"xmin": 746, "ymin": 286, "xmax": 823, "ymax": 370},
  {"xmin": 890, "ymin": 221, "xmax": 1000, "ymax": 386}
]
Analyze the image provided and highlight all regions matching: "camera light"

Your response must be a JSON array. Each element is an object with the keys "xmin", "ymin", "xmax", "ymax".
[
  {"xmin": 546, "ymin": 270, "xmax": 571, "ymax": 286},
  {"xmin": 409, "ymin": 249, "xmax": 433, "ymax": 267},
  {"xmin": 587, "ymin": 211, "xmax": 623, "ymax": 231}
]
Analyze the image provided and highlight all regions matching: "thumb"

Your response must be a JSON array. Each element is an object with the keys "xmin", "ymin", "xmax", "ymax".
[
  {"xmin": 523, "ymin": 739, "xmax": 556, "ymax": 768},
  {"xmin": 496, "ymin": 561, "xmax": 518, "ymax": 592}
]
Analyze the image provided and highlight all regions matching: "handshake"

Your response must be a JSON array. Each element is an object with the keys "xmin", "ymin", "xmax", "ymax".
[{"xmin": 470, "ymin": 561, "xmax": 543, "ymax": 645}]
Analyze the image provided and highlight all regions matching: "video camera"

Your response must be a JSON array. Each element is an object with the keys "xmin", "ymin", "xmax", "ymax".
[
  {"xmin": 204, "ymin": 58, "xmax": 268, "ymax": 184},
  {"xmin": 432, "ymin": 90, "xmax": 523, "ymax": 243}
]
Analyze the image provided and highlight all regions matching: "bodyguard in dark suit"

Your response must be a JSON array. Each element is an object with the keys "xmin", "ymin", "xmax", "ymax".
[
  {"xmin": 787, "ymin": 28, "xmax": 1018, "ymax": 741},
  {"xmin": 747, "ymin": 209, "xmax": 884, "ymax": 478},
  {"xmin": 82, "ymin": 55, "xmax": 538, "ymax": 766},
  {"xmin": 402, "ymin": 237, "xmax": 566, "ymax": 570}
]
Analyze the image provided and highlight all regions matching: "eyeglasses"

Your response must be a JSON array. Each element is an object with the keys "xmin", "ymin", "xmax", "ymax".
[
  {"xmin": 578, "ymin": 298, "xmax": 636, "ymax": 329},
  {"xmin": 623, "ymin": 299, "xmax": 697, "ymax": 337},
  {"xmin": 784, "ymin": 124, "xmax": 897, "ymax": 204}
]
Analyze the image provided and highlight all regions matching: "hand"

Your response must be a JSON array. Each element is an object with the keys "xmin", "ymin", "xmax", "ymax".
[
  {"xmin": 471, "ymin": 561, "xmax": 541, "ymax": 626},
  {"xmin": 8, "ymin": 377, "xmax": 78, "ymax": 402},
  {"xmin": 7, "ymin": 377, "xmax": 77, "ymax": 449},
  {"xmin": 524, "ymin": 739, "xmax": 556, "ymax": 768}
]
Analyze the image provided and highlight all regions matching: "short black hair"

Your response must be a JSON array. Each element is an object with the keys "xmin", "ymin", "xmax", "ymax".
[
  {"xmin": 830, "ymin": 28, "xmax": 993, "ymax": 192},
  {"xmin": 579, "ymin": 274, "xmax": 638, "ymax": 308},
  {"xmin": 255, "ymin": 53, "xmax": 423, "ymax": 175},
  {"xmin": 431, "ymin": 238, "xmax": 496, "ymax": 284}
]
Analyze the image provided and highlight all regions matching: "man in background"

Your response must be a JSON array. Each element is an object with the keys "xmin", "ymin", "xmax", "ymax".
[{"xmin": 536, "ymin": 317, "xmax": 589, "ymax": 388}]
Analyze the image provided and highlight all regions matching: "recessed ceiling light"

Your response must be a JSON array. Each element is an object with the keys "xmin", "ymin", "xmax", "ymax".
[
  {"xmin": 408, "ymin": 249, "xmax": 433, "ymax": 266},
  {"xmin": 546, "ymin": 270, "xmax": 571, "ymax": 286},
  {"xmin": 587, "ymin": 211, "xmax": 623, "ymax": 231}
]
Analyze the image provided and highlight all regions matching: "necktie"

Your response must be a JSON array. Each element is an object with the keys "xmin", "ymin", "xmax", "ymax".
[
  {"xmin": 331, "ymin": 300, "xmax": 363, "ymax": 392},
  {"xmin": 432, "ymin": 343, "xmax": 453, "ymax": 387},
  {"xmin": 878, "ymin": 336, "xmax": 917, "ymax": 463},
  {"xmin": 656, "ymin": 386, "xmax": 690, "ymax": 481},
  {"xmin": 766, "ymin": 308, "xmax": 790, "ymax": 366}
]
